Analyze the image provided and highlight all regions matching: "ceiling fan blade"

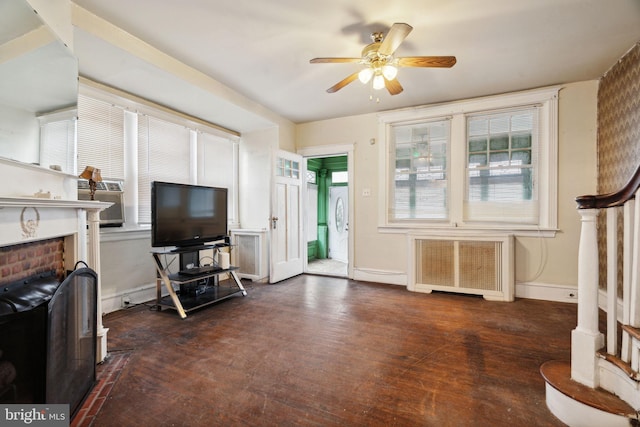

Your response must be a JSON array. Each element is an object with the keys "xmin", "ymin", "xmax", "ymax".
[
  {"xmin": 310, "ymin": 57, "xmax": 362, "ymax": 64},
  {"xmin": 327, "ymin": 71, "xmax": 360, "ymax": 93},
  {"xmin": 384, "ymin": 78, "xmax": 403, "ymax": 95},
  {"xmin": 378, "ymin": 23, "xmax": 413, "ymax": 56},
  {"xmin": 398, "ymin": 56, "xmax": 457, "ymax": 68}
]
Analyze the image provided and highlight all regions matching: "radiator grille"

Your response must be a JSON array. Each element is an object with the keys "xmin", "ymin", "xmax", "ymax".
[
  {"xmin": 237, "ymin": 234, "xmax": 258, "ymax": 276},
  {"xmin": 410, "ymin": 234, "xmax": 513, "ymax": 301},
  {"xmin": 231, "ymin": 230, "xmax": 267, "ymax": 281},
  {"xmin": 459, "ymin": 241, "xmax": 499, "ymax": 291},
  {"xmin": 416, "ymin": 239, "xmax": 454, "ymax": 287}
]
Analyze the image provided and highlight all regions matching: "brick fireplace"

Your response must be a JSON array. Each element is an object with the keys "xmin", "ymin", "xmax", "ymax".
[
  {"xmin": 0, "ymin": 238, "xmax": 65, "ymax": 286},
  {"xmin": 0, "ymin": 199, "xmax": 110, "ymax": 363},
  {"xmin": 0, "ymin": 157, "xmax": 110, "ymax": 362}
]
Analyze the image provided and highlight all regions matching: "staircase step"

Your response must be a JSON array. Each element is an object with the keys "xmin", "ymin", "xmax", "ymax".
[{"xmin": 540, "ymin": 360, "xmax": 637, "ymax": 419}]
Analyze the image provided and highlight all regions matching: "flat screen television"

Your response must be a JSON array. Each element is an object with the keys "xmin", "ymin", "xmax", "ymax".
[{"xmin": 151, "ymin": 181, "xmax": 228, "ymax": 249}]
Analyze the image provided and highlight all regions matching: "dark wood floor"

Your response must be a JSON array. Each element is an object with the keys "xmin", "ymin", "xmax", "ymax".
[{"xmin": 91, "ymin": 275, "xmax": 574, "ymax": 426}]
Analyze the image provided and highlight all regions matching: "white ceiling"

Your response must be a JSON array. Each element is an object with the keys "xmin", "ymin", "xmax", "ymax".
[{"xmin": 71, "ymin": 0, "xmax": 640, "ymax": 133}]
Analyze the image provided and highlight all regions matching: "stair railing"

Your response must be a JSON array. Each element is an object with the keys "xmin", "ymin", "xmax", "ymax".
[{"xmin": 573, "ymin": 164, "xmax": 640, "ymax": 389}]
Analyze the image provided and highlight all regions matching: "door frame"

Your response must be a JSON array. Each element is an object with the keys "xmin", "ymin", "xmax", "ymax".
[{"xmin": 298, "ymin": 143, "xmax": 354, "ymax": 279}]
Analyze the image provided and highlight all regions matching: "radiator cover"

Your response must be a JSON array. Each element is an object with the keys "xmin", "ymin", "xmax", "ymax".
[{"xmin": 408, "ymin": 233, "xmax": 514, "ymax": 301}]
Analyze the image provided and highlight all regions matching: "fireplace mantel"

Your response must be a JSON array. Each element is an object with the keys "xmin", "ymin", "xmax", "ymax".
[
  {"xmin": 0, "ymin": 196, "xmax": 110, "ymax": 209},
  {"xmin": 0, "ymin": 196, "xmax": 111, "ymax": 362}
]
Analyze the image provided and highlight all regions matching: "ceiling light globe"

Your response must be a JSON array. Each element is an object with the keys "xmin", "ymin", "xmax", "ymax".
[
  {"xmin": 382, "ymin": 65, "xmax": 398, "ymax": 80},
  {"xmin": 372, "ymin": 74, "xmax": 385, "ymax": 90},
  {"xmin": 358, "ymin": 68, "xmax": 374, "ymax": 84}
]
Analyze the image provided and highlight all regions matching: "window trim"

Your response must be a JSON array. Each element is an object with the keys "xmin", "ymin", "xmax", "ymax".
[{"xmin": 377, "ymin": 86, "xmax": 559, "ymax": 236}]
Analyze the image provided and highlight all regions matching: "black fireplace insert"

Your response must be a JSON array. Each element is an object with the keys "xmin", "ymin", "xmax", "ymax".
[{"xmin": 0, "ymin": 266, "xmax": 98, "ymax": 417}]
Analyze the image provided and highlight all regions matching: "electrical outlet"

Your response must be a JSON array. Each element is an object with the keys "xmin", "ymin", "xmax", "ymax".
[{"xmin": 362, "ymin": 188, "xmax": 371, "ymax": 197}]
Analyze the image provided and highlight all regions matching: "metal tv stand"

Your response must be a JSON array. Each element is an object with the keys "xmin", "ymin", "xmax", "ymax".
[{"xmin": 151, "ymin": 244, "xmax": 247, "ymax": 319}]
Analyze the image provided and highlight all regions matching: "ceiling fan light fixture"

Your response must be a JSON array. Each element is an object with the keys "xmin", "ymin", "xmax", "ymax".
[
  {"xmin": 358, "ymin": 68, "xmax": 374, "ymax": 84},
  {"xmin": 372, "ymin": 74, "xmax": 385, "ymax": 90},
  {"xmin": 382, "ymin": 64, "xmax": 398, "ymax": 80}
]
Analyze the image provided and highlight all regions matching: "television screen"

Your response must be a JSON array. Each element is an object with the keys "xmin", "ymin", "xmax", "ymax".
[{"xmin": 151, "ymin": 181, "xmax": 228, "ymax": 248}]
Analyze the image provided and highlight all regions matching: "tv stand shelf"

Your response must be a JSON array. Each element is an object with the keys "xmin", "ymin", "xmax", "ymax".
[{"xmin": 151, "ymin": 247, "xmax": 247, "ymax": 319}]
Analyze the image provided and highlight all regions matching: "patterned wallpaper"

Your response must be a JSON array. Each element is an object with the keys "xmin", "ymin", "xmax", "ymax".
[
  {"xmin": 596, "ymin": 42, "xmax": 640, "ymax": 291},
  {"xmin": 598, "ymin": 42, "xmax": 640, "ymax": 192}
]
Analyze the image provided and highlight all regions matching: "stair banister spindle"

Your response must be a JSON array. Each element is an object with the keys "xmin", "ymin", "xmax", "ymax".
[
  {"xmin": 621, "ymin": 199, "xmax": 635, "ymax": 362},
  {"xmin": 630, "ymin": 190, "xmax": 640, "ymax": 328},
  {"xmin": 606, "ymin": 207, "xmax": 618, "ymax": 355}
]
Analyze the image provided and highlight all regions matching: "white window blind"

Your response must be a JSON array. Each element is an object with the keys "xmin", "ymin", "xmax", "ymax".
[
  {"xmin": 137, "ymin": 114, "xmax": 191, "ymax": 224},
  {"xmin": 39, "ymin": 117, "xmax": 76, "ymax": 173},
  {"xmin": 197, "ymin": 131, "xmax": 237, "ymax": 224},
  {"xmin": 197, "ymin": 132, "xmax": 234, "ymax": 190},
  {"xmin": 391, "ymin": 120, "xmax": 450, "ymax": 220},
  {"xmin": 464, "ymin": 108, "xmax": 539, "ymax": 223},
  {"xmin": 76, "ymin": 94, "xmax": 125, "ymax": 178}
]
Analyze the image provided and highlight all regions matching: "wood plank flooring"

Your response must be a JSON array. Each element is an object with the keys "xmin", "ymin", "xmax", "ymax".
[{"xmin": 90, "ymin": 275, "xmax": 575, "ymax": 426}]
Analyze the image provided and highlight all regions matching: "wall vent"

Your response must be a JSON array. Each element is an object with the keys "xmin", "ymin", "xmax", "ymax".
[{"xmin": 408, "ymin": 233, "xmax": 514, "ymax": 301}]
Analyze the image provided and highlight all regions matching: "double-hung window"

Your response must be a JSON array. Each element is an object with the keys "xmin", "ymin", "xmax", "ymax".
[
  {"xmin": 380, "ymin": 86, "xmax": 558, "ymax": 233},
  {"xmin": 391, "ymin": 120, "xmax": 450, "ymax": 220},
  {"xmin": 465, "ymin": 109, "xmax": 538, "ymax": 224}
]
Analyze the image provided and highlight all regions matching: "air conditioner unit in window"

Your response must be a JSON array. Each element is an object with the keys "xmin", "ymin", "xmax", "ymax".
[{"xmin": 78, "ymin": 179, "xmax": 125, "ymax": 227}]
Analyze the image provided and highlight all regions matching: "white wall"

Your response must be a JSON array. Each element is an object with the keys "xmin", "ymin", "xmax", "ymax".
[
  {"xmin": 296, "ymin": 81, "xmax": 599, "ymax": 295},
  {"xmin": 99, "ymin": 231, "xmax": 157, "ymax": 313}
]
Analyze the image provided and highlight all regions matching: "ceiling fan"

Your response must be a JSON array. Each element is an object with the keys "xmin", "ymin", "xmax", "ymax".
[{"xmin": 310, "ymin": 23, "xmax": 456, "ymax": 96}]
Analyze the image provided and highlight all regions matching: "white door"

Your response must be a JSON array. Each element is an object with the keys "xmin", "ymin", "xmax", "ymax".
[
  {"xmin": 270, "ymin": 150, "xmax": 304, "ymax": 283},
  {"xmin": 328, "ymin": 185, "xmax": 349, "ymax": 263}
]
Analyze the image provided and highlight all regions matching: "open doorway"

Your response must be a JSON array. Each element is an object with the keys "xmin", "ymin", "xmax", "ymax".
[{"xmin": 305, "ymin": 155, "xmax": 348, "ymax": 277}]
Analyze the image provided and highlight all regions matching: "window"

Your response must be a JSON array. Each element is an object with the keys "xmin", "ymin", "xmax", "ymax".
[
  {"xmin": 39, "ymin": 109, "xmax": 77, "ymax": 174},
  {"xmin": 465, "ymin": 109, "xmax": 538, "ymax": 223},
  {"xmin": 306, "ymin": 170, "xmax": 317, "ymax": 184},
  {"xmin": 76, "ymin": 83, "xmax": 239, "ymax": 229},
  {"xmin": 379, "ymin": 86, "xmax": 559, "ymax": 233},
  {"xmin": 197, "ymin": 131, "xmax": 239, "ymax": 225},
  {"xmin": 276, "ymin": 157, "xmax": 299, "ymax": 178},
  {"xmin": 137, "ymin": 115, "xmax": 191, "ymax": 223},
  {"xmin": 77, "ymin": 94, "xmax": 125, "ymax": 179},
  {"xmin": 331, "ymin": 171, "xmax": 348, "ymax": 184},
  {"xmin": 391, "ymin": 120, "xmax": 449, "ymax": 220}
]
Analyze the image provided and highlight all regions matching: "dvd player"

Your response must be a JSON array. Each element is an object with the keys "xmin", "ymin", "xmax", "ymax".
[{"xmin": 179, "ymin": 265, "xmax": 223, "ymax": 276}]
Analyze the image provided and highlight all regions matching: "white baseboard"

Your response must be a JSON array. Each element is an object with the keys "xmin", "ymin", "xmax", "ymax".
[
  {"xmin": 353, "ymin": 268, "xmax": 406, "ymax": 286},
  {"xmin": 102, "ymin": 282, "xmax": 158, "ymax": 314},
  {"xmin": 516, "ymin": 281, "xmax": 578, "ymax": 303},
  {"xmin": 101, "ymin": 277, "xmax": 578, "ymax": 313}
]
